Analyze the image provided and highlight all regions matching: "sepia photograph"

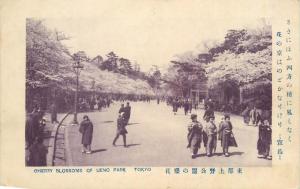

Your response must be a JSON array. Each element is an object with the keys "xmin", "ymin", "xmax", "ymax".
[{"xmin": 25, "ymin": 17, "xmax": 272, "ymax": 167}]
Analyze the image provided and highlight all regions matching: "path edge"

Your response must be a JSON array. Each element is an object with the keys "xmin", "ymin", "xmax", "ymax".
[{"xmin": 64, "ymin": 124, "xmax": 73, "ymax": 166}]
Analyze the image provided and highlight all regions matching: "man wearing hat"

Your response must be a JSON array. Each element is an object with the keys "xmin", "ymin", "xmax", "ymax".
[{"xmin": 187, "ymin": 114, "xmax": 203, "ymax": 159}]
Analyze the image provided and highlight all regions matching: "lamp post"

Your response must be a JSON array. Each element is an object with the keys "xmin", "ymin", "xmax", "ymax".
[{"xmin": 71, "ymin": 52, "xmax": 85, "ymax": 125}]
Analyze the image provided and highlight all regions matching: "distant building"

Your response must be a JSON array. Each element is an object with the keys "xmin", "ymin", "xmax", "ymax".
[{"xmin": 189, "ymin": 80, "xmax": 208, "ymax": 108}]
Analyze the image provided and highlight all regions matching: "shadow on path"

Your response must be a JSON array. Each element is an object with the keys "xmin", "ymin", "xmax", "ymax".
[
  {"xmin": 113, "ymin": 144, "xmax": 141, "ymax": 148},
  {"xmin": 127, "ymin": 123, "xmax": 140, "ymax": 126},
  {"xmin": 192, "ymin": 153, "xmax": 207, "ymax": 159},
  {"xmin": 92, "ymin": 149, "xmax": 107, "ymax": 153},
  {"xmin": 229, "ymin": 151, "xmax": 244, "ymax": 156},
  {"xmin": 127, "ymin": 143, "xmax": 141, "ymax": 147},
  {"xmin": 101, "ymin": 121, "xmax": 114, "ymax": 124}
]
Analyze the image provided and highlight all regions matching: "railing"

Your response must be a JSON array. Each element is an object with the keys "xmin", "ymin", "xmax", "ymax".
[{"xmin": 51, "ymin": 111, "xmax": 71, "ymax": 166}]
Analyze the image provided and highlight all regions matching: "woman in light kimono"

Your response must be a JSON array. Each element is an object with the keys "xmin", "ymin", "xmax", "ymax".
[{"xmin": 205, "ymin": 116, "xmax": 217, "ymax": 157}]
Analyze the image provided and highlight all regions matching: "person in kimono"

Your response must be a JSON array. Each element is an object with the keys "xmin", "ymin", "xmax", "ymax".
[
  {"xmin": 249, "ymin": 107, "xmax": 258, "ymax": 126},
  {"xmin": 187, "ymin": 114, "xmax": 203, "ymax": 159},
  {"xmin": 205, "ymin": 116, "xmax": 217, "ymax": 157},
  {"xmin": 112, "ymin": 113, "xmax": 128, "ymax": 147},
  {"xmin": 183, "ymin": 100, "xmax": 190, "ymax": 115},
  {"xmin": 257, "ymin": 119, "xmax": 272, "ymax": 160},
  {"xmin": 79, "ymin": 115, "xmax": 94, "ymax": 154},
  {"xmin": 218, "ymin": 114, "xmax": 237, "ymax": 157},
  {"xmin": 241, "ymin": 106, "xmax": 250, "ymax": 125}
]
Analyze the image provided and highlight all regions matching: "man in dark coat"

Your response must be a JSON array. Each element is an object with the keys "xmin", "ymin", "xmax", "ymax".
[
  {"xmin": 119, "ymin": 104, "xmax": 125, "ymax": 114},
  {"xmin": 172, "ymin": 99, "xmax": 179, "ymax": 115},
  {"xmin": 112, "ymin": 113, "xmax": 128, "ymax": 147},
  {"xmin": 123, "ymin": 102, "xmax": 131, "ymax": 125},
  {"xmin": 187, "ymin": 114, "xmax": 203, "ymax": 159},
  {"xmin": 183, "ymin": 100, "xmax": 190, "ymax": 115},
  {"xmin": 188, "ymin": 100, "xmax": 192, "ymax": 113},
  {"xmin": 79, "ymin": 115, "xmax": 93, "ymax": 154}
]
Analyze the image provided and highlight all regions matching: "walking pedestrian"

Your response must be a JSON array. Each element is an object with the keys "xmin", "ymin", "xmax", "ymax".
[
  {"xmin": 187, "ymin": 114, "xmax": 203, "ymax": 159},
  {"xmin": 123, "ymin": 102, "xmax": 131, "ymax": 125},
  {"xmin": 249, "ymin": 107, "xmax": 257, "ymax": 126},
  {"xmin": 241, "ymin": 106, "xmax": 250, "ymax": 125},
  {"xmin": 172, "ymin": 99, "xmax": 179, "ymax": 115},
  {"xmin": 188, "ymin": 99, "xmax": 192, "ymax": 113},
  {"xmin": 257, "ymin": 119, "xmax": 272, "ymax": 160},
  {"xmin": 119, "ymin": 104, "xmax": 125, "ymax": 114},
  {"xmin": 218, "ymin": 114, "xmax": 238, "ymax": 157},
  {"xmin": 205, "ymin": 116, "xmax": 217, "ymax": 157},
  {"xmin": 183, "ymin": 100, "xmax": 190, "ymax": 115},
  {"xmin": 79, "ymin": 115, "xmax": 93, "ymax": 154},
  {"xmin": 112, "ymin": 113, "xmax": 128, "ymax": 147}
]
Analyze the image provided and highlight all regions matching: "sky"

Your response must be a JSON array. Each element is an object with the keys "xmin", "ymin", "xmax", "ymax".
[{"xmin": 44, "ymin": 9, "xmax": 269, "ymax": 72}]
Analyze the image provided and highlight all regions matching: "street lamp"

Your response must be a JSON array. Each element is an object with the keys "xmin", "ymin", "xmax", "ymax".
[{"xmin": 71, "ymin": 52, "xmax": 85, "ymax": 125}]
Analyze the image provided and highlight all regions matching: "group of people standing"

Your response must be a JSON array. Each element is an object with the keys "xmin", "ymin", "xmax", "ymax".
[
  {"xmin": 171, "ymin": 98, "xmax": 193, "ymax": 115},
  {"xmin": 187, "ymin": 103, "xmax": 272, "ymax": 160},
  {"xmin": 187, "ymin": 110, "xmax": 238, "ymax": 159},
  {"xmin": 78, "ymin": 102, "xmax": 132, "ymax": 154}
]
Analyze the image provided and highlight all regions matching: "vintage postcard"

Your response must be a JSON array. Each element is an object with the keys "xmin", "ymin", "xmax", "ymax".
[{"xmin": 0, "ymin": 0, "xmax": 299, "ymax": 188}]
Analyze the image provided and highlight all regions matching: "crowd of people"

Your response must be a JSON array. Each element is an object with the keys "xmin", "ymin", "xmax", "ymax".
[{"xmin": 26, "ymin": 93, "xmax": 272, "ymax": 165}]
